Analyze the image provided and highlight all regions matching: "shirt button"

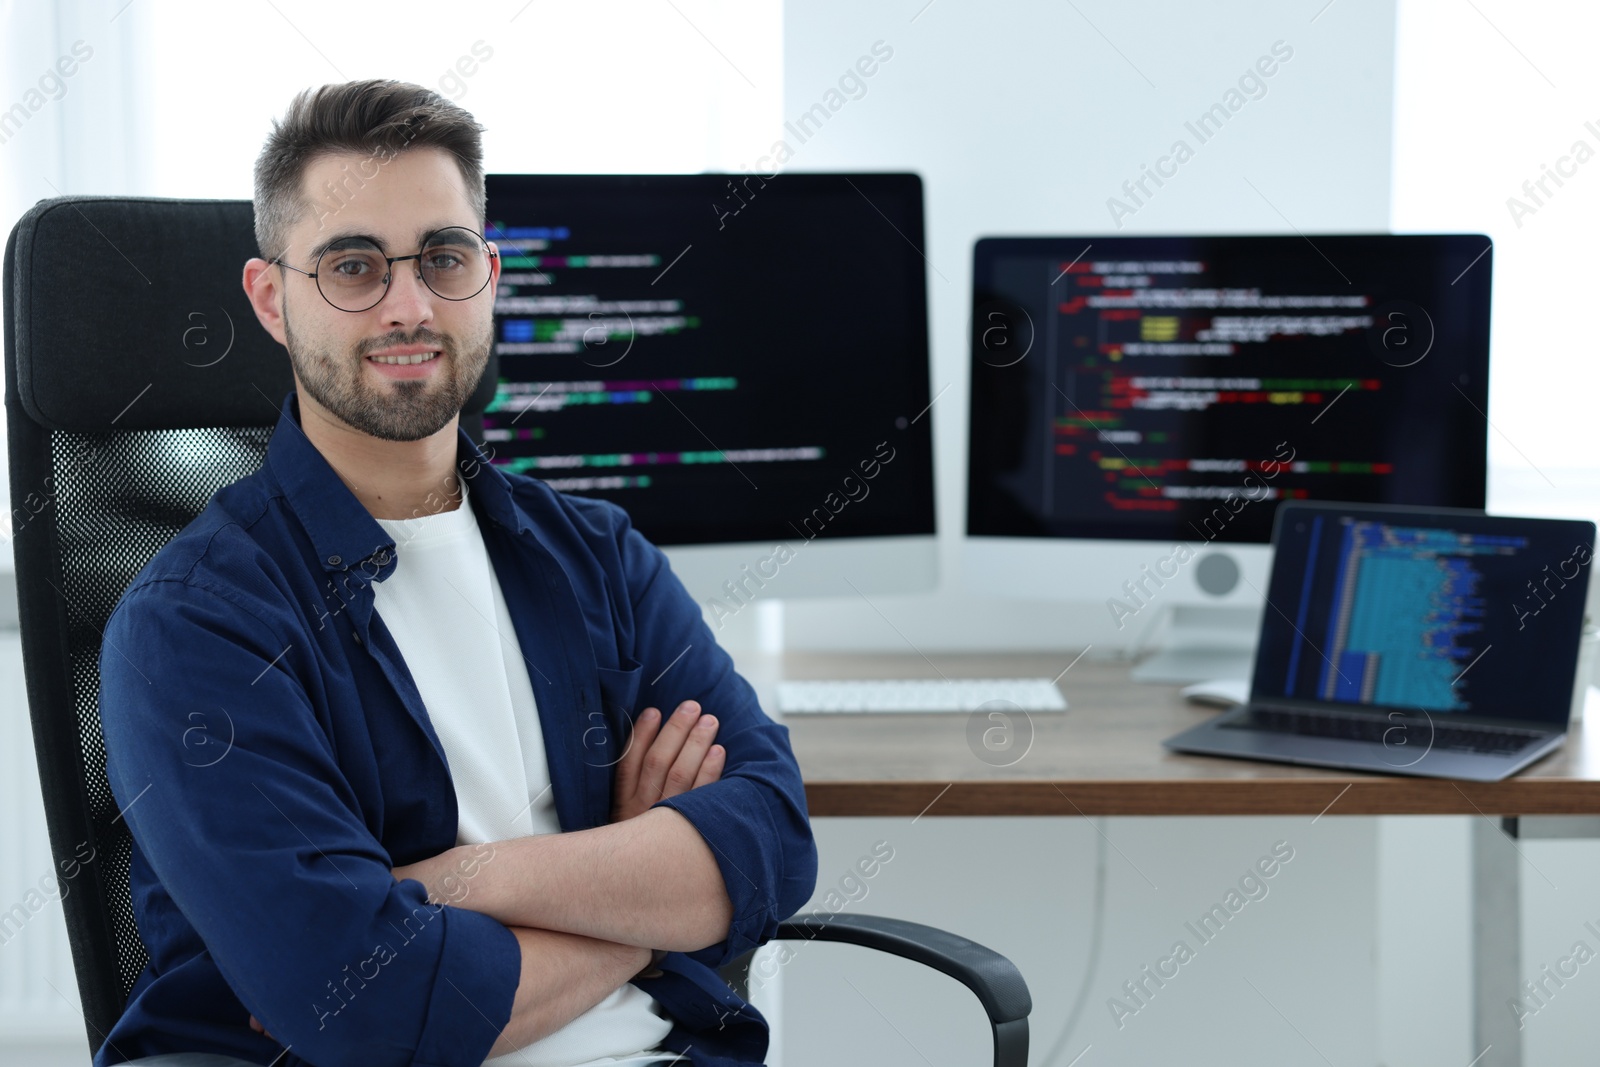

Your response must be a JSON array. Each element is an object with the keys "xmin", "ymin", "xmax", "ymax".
[
  {"xmin": 374, "ymin": 551, "xmax": 391, "ymax": 565},
  {"xmin": 327, "ymin": 555, "xmax": 342, "ymax": 567},
  {"xmin": 352, "ymin": 630, "xmax": 364, "ymax": 647}
]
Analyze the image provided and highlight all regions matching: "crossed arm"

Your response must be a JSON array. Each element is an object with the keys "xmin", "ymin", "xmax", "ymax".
[{"xmin": 399, "ymin": 698, "xmax": 732, "ymax": 1054}]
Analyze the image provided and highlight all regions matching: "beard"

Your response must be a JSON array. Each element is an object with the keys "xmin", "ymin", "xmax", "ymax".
[{"xmin": 283, "ymin": 306, "xmax": 492, "ymax": 442}]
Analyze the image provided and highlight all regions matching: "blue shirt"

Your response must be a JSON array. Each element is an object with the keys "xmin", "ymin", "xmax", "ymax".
[{"xmin": 95, "ymin": 391, "xmax": 818, "ymax": 1067}]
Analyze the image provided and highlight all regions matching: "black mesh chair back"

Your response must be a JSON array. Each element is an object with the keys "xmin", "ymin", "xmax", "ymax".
[{"xmin": 3, "ymin": 196, "xmax": 497, "ymax": 1055}]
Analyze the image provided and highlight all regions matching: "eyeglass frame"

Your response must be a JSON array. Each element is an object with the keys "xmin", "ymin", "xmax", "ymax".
[{"xmin": 271, "ymin": 225, "xmax": 499, "ymax": 313}]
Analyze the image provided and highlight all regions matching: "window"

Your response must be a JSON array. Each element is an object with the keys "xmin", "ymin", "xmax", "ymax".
[{"xmin": 1393, "ymin": 0, "xmax": 1600, "ymax": 524}]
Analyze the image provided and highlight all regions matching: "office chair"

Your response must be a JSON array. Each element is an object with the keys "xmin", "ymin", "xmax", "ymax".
[{"xmin": 5, "ymin": 196, "xmax": 1031, "ymax": 1067}]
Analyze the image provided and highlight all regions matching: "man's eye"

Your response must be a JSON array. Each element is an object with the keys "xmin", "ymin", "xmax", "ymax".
[
  {"xmin": 329, "ymin": 256, "xmax": 377, "ymax": 277},
  {"xmin": 425, "ymin": 251, "xmax": 465, "ymax": 271}
]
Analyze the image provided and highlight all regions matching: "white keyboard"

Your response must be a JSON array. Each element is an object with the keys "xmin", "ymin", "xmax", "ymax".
[{"xmin": 775, "ymin": 677, "xmax": 1067, "ymax": 714}]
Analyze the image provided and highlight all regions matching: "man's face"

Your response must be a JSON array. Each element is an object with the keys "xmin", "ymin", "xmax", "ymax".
[{"xmin": 274, "ymin": 147, "xmax": 495, "ymax": 442}]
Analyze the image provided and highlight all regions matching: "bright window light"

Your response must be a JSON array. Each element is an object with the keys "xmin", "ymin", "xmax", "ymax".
[{"xmin": 1394, "ymin": 0, "xmax": 1600, "ymax": 525}]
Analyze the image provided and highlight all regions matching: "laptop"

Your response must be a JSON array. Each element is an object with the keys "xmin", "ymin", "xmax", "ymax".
[{"xmin": 1163, "ymin": 502, "xmax": 1596, "ymax": 782}]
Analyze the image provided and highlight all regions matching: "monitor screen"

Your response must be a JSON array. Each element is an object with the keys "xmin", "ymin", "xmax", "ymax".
[
  {"xmin": 481, "ymin": 173, "xmax": 936, "ymax": 549},
  {"xmin": 967, "ymin": 234, "xmax": 1492, "ymax": 546},
  {"xmin": 1255, "ymin": 503, "xmax": 1593, "ymax": 724}
]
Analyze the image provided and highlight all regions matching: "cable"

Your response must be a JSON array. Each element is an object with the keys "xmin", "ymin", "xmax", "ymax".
[{"xmin": 1040, "ymin": 815, "xmax": 1109, "ymax": 1065}]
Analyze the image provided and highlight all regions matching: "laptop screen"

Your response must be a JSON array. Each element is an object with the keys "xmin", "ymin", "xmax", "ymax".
[{"xmin": 1254, "ymin": 503, "xmax": 1596, "ymax": 725}]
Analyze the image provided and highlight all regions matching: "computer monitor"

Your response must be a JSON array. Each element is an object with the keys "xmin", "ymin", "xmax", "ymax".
[
  {"xmin": 965, "ymin": 234, "xmax": 1492, "ymax": 681},
  {"xmin": 482, "ymin": 173, "xmax": 938, "ymax": 615}
]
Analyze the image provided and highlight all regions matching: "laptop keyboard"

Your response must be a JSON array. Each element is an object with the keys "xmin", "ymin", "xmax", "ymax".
[{"xmin": 1221, "ymin": 706, "xmax": 1547, "ymax": 756}]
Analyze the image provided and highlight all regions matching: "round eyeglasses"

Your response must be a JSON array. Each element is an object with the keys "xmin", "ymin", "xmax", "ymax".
[{"xmin": 273, "ymin": 226, "xmax": 497, "ymax": 313}]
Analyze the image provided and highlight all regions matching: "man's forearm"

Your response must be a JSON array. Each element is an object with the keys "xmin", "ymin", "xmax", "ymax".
[
  {"xmin": 453, "ymin": 808, "xmax": 734, "ymax": 951},
  {"xmin": 490, "ymin": 926, "xmax": 652, "ymax": 1056}
]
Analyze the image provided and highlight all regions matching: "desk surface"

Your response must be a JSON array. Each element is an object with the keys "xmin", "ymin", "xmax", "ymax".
[{"xmin": 748, "ymin": 652, "xmax": 1600, "ymax": 817}]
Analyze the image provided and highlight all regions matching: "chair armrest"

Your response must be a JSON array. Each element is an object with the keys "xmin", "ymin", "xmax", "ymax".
[{"xmin": 774, "ymin": 912, "xmax": 1030, "ymax": 1067}]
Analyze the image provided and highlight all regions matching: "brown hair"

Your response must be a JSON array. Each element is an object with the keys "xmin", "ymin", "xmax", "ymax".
[{"xmin": 252, "ymin": 79, "xmax": 486, "ymax": 263}]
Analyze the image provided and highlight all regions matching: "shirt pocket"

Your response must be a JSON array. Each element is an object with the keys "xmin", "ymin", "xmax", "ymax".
[{"xmin": 588, "ymin": 656, "xmax": 644, "ymax": 770}]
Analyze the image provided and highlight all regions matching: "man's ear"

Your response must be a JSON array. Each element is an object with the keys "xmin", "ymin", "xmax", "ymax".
[
  {"xmin": 242, "ymin": 258, "xmax": 288, "ymax": 347},
  {"xmin": 486, "ymin": 239, "xmax": 501, "ymax": 297}
]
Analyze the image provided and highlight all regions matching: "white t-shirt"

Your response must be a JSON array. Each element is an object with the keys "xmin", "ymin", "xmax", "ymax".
[{"xmin": 372, "ymin": 480, "xmax": 679, "ymax": 1067}]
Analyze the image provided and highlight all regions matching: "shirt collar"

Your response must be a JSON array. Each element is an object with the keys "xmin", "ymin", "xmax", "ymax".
[{"xmin": 264, "ymin": 390, "xmax": 532, "ymax": 577}]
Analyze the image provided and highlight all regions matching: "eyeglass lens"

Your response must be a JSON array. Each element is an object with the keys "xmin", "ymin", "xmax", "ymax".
[{"xmin": 317, "ymin": 227, "xmax": 491, "ymax": 311}]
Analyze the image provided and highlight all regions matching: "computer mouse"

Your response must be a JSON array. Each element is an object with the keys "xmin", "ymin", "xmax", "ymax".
[{"xmin": 1180, "ymin": 678, "xmax": 1250, "ymax": 708}]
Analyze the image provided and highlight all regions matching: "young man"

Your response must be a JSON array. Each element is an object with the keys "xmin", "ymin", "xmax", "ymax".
[{"xmin": 95, "ymin": 80, "xmax": 817, "ymax": 1067}]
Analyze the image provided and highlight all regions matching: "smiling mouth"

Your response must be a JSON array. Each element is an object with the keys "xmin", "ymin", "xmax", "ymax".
[{"xmin": 367, "ymin": 351, "xmax": 440, "ymax": 366}]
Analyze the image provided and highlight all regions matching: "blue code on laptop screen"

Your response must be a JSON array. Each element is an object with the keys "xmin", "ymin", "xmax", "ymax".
[{"xmin": 1257, "ymin": 504, "xmax": 1594, "ymax": 723}]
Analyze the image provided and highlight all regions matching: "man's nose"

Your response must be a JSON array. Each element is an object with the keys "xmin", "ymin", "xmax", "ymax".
[{"xmin": 378, "ymin": 260, "xmax": 436, "ymax": 325}]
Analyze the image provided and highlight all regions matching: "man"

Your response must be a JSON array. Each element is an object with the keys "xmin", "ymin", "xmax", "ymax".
[{"xmin": 95, "ymin": 79, "xmax": 817, "ymax": 1067}]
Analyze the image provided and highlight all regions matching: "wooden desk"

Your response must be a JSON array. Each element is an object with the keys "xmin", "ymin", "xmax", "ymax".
[
  {"xmin": 764, "ymin": 651, "xmax": 1600, "ymax": 818},
  {"xmin": 750, "ymin": 650, "xmax": 1600, "ymax": 1067}
]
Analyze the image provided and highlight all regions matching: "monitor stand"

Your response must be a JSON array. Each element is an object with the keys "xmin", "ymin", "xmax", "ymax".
[{"xmin": 1129, "ymin": 604, "xmax": 1261, "ymax": 685}]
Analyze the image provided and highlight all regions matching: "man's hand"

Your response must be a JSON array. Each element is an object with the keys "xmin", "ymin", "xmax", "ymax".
[
  {"xmin": 387, "ymin": 700, "xmax": 734, "ymax": 955},
  {"xmin": 611, "ymin": 700, "xmax": 724, "ymax": 824}
]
